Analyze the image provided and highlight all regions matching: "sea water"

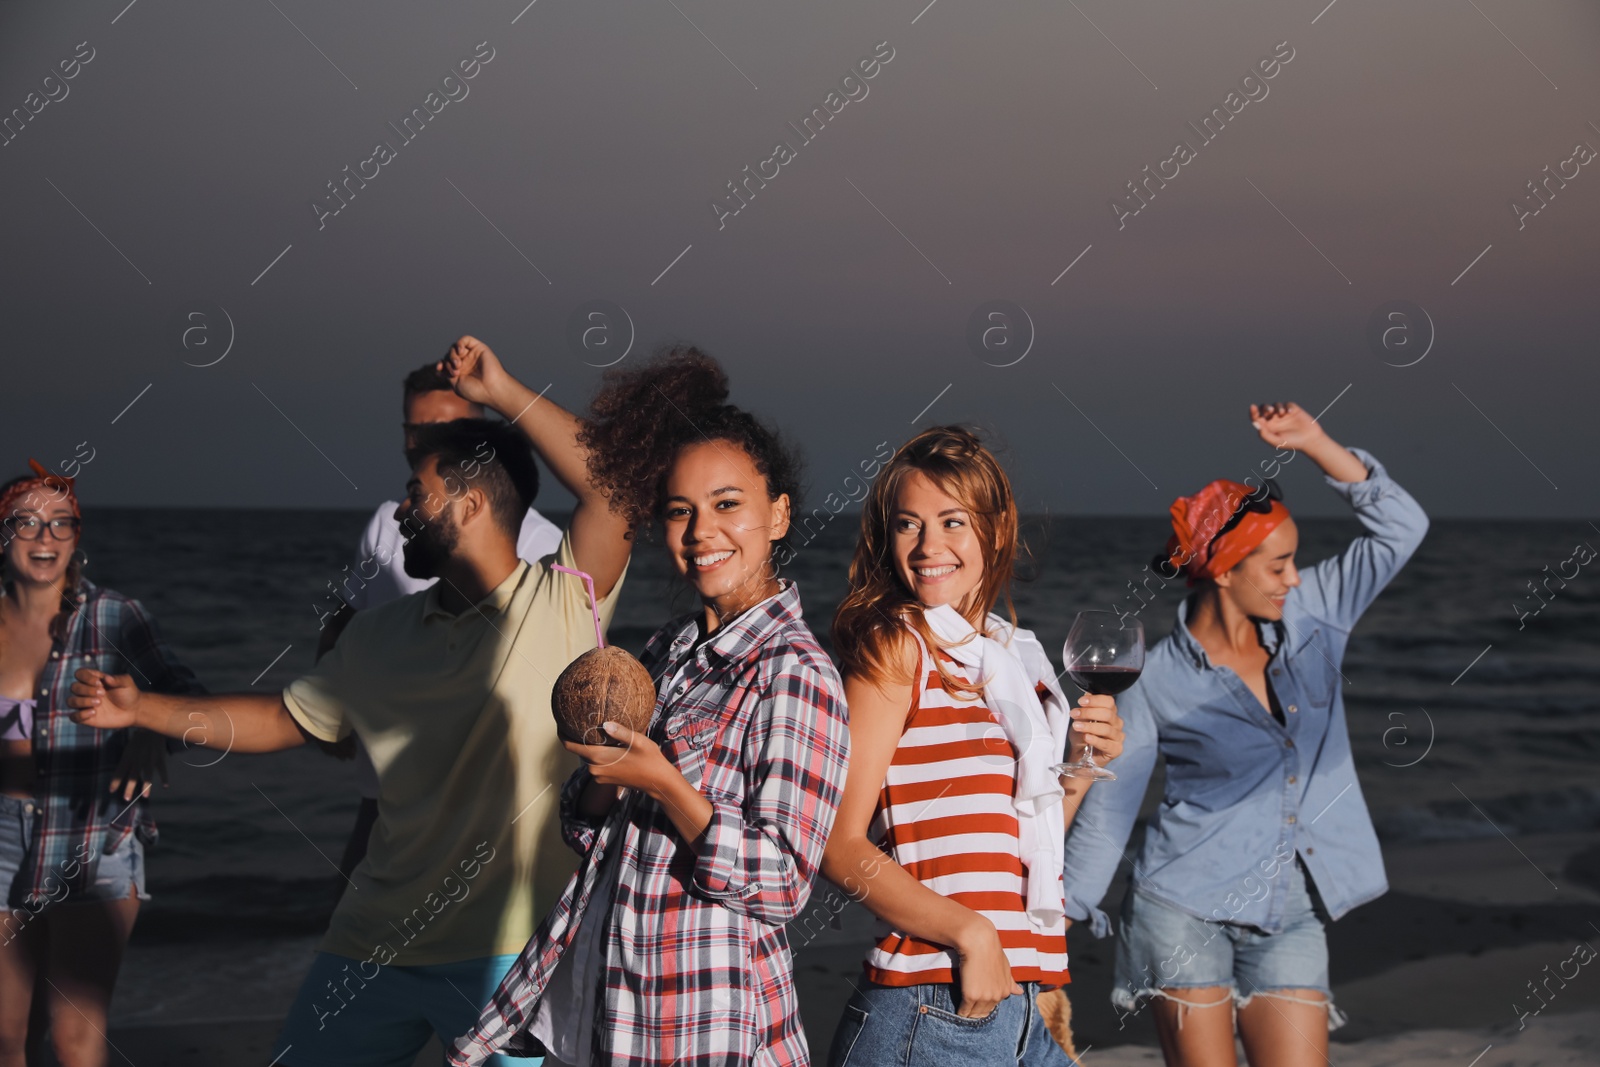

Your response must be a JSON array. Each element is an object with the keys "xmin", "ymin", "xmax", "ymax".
[{"xmin": 74, "ymin": 508, "xmax": 1599, "ymax": 1024}]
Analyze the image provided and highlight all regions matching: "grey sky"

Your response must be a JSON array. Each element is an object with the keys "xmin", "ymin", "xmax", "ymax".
[{"xmin": 2, "ymin": 0, "xmax": 1596, "ymax": 517}]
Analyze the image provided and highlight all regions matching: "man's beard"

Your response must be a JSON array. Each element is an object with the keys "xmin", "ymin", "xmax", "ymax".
[{"xmin": 402, "ymin": 512, "xmax": 460, "ymax": 579}]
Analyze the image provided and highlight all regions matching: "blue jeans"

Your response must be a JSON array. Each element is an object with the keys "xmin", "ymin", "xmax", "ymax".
[
  {"xmin": 272, "ymin": 951, "xmax": 535, "ymax": 1067},
  {"xmin": 1111, "ymin": 858, "xmax": 1345, "ymax": 1028},
  {"xmin": 829, "ymin": 981, "xmax": 1076, "ymax": 1067}
]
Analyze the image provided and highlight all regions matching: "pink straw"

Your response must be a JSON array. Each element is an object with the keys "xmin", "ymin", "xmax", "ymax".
[{"xmin": 550, "ymin": 564, "xmax": 605, "ymax": 649}]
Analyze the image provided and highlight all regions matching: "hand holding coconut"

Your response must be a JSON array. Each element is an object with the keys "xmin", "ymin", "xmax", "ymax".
[
  {"xmin": 550, "ymin": 645, "xmax": 656, "ymax": 747},
  {"xmin": 551, "ymin": 643, "xmax": 665, "ymax": 817},
  {"xmin": 564, "ymin": 718, "xmax": 715, "ymax": 843},
  {"xmin": 548, "ymin": 564, "xmax": 714, "ymax": 840},
  {"xmin": 564, "ymin": 721, "xmax": 668, "ymax": 792},
  {"xmin": 552, "ymin": 643, "xmax": 679, "ymax": 812}
]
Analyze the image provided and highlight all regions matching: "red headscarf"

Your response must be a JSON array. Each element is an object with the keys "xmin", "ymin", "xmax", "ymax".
[
  {"xmin": 1162, "ymin": 478, "xmax": 1289, "ymax": 584},
  {"xmin": 0, "ymin": 459, "xmax": 82, "ymax": 533}
]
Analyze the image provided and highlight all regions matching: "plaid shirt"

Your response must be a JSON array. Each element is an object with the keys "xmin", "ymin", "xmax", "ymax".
[
  {"xmin": 18, "ymin": 578, "xmax": 202, "ymax": 908},
  {"xmin": 451, "ymin": 581, "xmax": 849, "ymax": 1067}
]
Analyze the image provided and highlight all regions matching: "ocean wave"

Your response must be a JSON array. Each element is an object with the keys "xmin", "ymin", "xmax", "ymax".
[{"xmin": 1373, "ymin": 786, "xmax": 1600, "ymax": 843}]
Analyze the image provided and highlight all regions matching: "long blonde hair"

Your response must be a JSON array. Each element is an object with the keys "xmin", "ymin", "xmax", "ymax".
[{"xmin": 832, "ymin": 426, "xmax": 1020, "ymax": 696}]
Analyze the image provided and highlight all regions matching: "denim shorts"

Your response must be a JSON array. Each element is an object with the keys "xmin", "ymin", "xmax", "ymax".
[
  {"xmin": 0, "ymin": 794, "xmax": 149, "ymax": 911},
  {"xmin": 1111, "ymin": 858, "xmax": 1344, "ymax": 1028},
  {"xmin": 273, "ymin": 951, "xmax": 531, "ymax": 1067},
  {"xmin": 828, "ymin": 980, "xmax": 1078, "ymax": 1067}
]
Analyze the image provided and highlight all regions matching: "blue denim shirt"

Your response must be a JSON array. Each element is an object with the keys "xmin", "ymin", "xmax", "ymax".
[{"xmin": 1062, "ymin": 449, "xmax": 1428, "ymax": 937}]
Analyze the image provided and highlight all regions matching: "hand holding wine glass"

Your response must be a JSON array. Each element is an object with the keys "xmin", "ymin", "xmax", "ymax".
[
  {"xmin": 1054, "ymin": 611, "xmax": 1143, "ymax": 780},
  {"xmin": 1065, "ymin": 693, "xmax": 1123, "ymax": 766}
]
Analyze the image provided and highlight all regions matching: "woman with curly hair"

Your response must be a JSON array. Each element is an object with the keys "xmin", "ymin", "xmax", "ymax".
[
  {"xmin": 452, "ymin": 348, "xmax": 851, "ymax": 1067},
  {"xmin": 821, "ymin": 426, "xmax": 1124, "ymax": 1066}
]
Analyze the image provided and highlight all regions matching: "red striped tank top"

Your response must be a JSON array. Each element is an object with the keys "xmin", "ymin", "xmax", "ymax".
[{"xmin": 863, "ymin": 631, "xmax": 1070, "ymax": 987}]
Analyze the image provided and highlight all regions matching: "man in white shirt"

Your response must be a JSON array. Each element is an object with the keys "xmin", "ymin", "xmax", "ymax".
[{"xmin": 319, "ymin": 359, "xmax": 563, "ymax": 880}]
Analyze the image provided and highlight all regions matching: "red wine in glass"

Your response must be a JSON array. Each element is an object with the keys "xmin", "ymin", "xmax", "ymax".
[
  {"xmin": 1054, "ymin": 611, "xmax": 1144, "ymax": 781},
  {"xmin": 1064, "ymin": 665, "xmax": 1142, "ymax": 697}
]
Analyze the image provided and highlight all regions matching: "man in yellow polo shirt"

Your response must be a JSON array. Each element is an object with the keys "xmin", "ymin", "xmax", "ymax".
[{"xmin": 68, "ymin": 337, "xmax": 632, "ymax": 1067}]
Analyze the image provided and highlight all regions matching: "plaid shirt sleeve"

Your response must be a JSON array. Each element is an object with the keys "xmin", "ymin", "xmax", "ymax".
[
  {"xmin": 22, "ymin": 585, "xmax": 201, "ymax": 911},
  {"xmin": 559, "ymin": 765, "xmax": 603, "ymax": 856},
  {"xmin": 689, "ymin": 642, "xmax": 849, "ymax": 925}
]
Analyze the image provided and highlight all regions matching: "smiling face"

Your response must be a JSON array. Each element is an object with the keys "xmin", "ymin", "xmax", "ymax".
[
  {"xmin": 2, "ymin": 490, "xmax": 79, "ymax": 588},
  {"xmin": 662, "ymin": 440, "xmax": 790, "ymax": 623},
  {"xmin": 1216, "ymin": 517, "xmax": 1301, "ymax": 620},
  {"xmin": 889, "ymin": 470, "xmax": 987, "ymax": 616}
]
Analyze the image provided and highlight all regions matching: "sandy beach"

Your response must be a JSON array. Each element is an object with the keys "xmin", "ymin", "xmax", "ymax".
[{"xmin": 86, "ymin": 829, "xmax": 1600, "ymax": 1066}]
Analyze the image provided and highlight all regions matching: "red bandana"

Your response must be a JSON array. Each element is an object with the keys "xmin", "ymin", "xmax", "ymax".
[
  {"xmin": 0, "ymin": 459, "xmax": 81, "ymax": 533},
  {"xmin": 1163, "ymin": 479, "xmax": 1289, "ymax": 584}
]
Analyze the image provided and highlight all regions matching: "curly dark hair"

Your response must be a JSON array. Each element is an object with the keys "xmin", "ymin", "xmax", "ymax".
[{"xmin": 580, "ymin": 345, "xmax": 803, "ymax": 551}]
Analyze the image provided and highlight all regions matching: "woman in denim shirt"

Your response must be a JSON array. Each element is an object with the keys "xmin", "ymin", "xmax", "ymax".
[{"xmin": 1061, "ymin": 403, "xmax": 1428, "ymax": 1067}]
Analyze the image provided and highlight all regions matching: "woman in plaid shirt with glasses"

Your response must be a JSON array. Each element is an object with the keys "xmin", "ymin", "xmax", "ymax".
[
  {"xmin": 452, "ymin": 349, "xmax": 850, "ymax": 1067},
  {"xmin": 0, "ymin": 462, "xmax": 195, "ymax": 1067}
]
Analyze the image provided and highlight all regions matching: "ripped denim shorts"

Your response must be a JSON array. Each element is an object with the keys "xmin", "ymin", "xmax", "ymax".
[
  {"xmin": 1, "ymin": 795, "xmax": 149, "ymax": 911},
  {"xmin": 1110, "ymin": 858, "xmax": 1346, "ymax": 1030}
]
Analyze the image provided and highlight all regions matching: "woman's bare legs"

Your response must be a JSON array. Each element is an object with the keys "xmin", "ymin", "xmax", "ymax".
[
  {"xmin": 41, "ymin": 894, "xmax": 139, "ymax": 1067},
  {"xmin": 1236, "ymin": 988, "xmax": 1329, "ymax": 1067},
  {"xmin": 1150, "ymin": 985, "xmax": 1331, "ymax": 1067},
  {"xmin": 0, "ymin": 914, "xmax": 40, "ymax": 1067},
  {"xmin": 27, "ymin": 971, "xmax": 52, "ymax": 1063},
  {"xmin": 1151, "ymin": 986, "xmax": 1237, "ymax": 1067}
]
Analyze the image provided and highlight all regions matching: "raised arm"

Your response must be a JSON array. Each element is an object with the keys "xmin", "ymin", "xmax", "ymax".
[
  {"xmin": 1251, "ymin": 402, "xmax": 1429, "ymax": 629},
  {"xmin": 1250, "ymin": 401, "xmax": 1368, "ymax": 484},
  {"xmin": 439, "ymin": 336, "xmax": 631, "ymax": 598},
  {"xmin": 69, "ymin": 668, "xmax": 309, "ymax": 753}
]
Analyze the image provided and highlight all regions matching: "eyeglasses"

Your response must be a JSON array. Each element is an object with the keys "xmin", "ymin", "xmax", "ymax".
[{"xmin": 3, "ymin": 516, "xmax": 82, "ymax": 542}]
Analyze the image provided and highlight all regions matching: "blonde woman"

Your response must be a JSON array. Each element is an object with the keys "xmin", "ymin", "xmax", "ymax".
[{"xmin": 822, "ymin": 426, "xmax": 1123, "ymax": 1066}]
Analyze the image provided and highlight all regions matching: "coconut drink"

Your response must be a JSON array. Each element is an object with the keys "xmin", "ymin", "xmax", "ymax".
[
  {"xmin": 547, "ymin": 563, "xmax": 657, "ymax": 746},
  {"xmin": 551, "ymin": 644, "xmax": 657, "ymax": 746}
]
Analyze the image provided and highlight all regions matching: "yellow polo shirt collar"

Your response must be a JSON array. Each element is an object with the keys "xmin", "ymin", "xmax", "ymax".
[{"xmin": 420, "ymin": 560, "xmax": 528, "ymax": 623}]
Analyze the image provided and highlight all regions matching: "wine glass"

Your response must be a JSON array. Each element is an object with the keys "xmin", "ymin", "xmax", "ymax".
[{"xmin": 1052, "ymin": 611, "xmax": 1144, "ymax": 781}]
